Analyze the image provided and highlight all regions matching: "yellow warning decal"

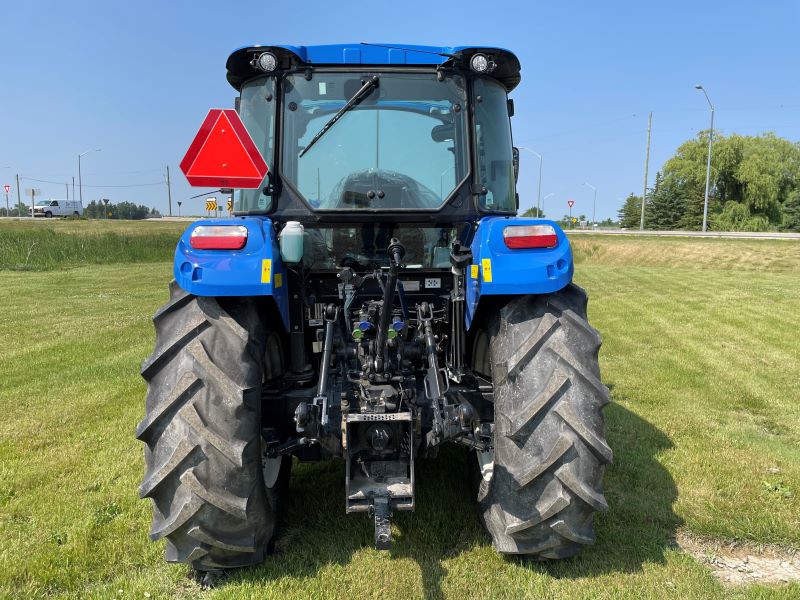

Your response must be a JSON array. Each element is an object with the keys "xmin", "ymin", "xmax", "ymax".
[
  {"xmin": 470, "ymin": 264, "xmax": 479, "ymax": 279},
  {"xmin": 274, "ymin": 272, "xmax": 283, "ymax": 288},
  {"xmin": 481, "ymin": 258, "xmax": 493, "ymax": 283},
  {"xmin": 261, "ymin": 259, "xmax": 272, "ymax": 284}
]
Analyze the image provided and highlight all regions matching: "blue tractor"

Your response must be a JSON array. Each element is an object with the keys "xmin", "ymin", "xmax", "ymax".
[{"xmin": 137, "ymin": 43, "xmax": 611, "ymax": 572}]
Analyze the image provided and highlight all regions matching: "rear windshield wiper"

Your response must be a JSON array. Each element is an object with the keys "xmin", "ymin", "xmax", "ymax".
[{"xmin": 299, "ymin": 75, "xmax": 380, "ymax": 158}]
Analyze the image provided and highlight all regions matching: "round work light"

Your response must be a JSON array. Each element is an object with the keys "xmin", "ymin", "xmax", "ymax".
[{"xmin": 255, "ymin": 52, "xmax": 278, "ymax": 72}]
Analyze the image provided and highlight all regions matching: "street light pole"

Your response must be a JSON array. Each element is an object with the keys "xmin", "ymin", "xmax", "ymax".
[
  {"xmin": 518, "ymin": 147, "xmax": 543, "ymax": 216},
  {"xmin": 542, "ymin": 192, "xmax": 554, "ymax": 217},
  {"xmin": 78, "ymin": 148, "xmax": 101, "ymax": 206},
  {"xmin": 695, "ymin": 85, "xmax": 714, "ymax": 232},
  {"xmin": 583, "ymin": 182, "xmax": 597, "ymax": 227},
  {"xmin": 165, "ymin": 165, "xmax": 173, "ymax": 217}
]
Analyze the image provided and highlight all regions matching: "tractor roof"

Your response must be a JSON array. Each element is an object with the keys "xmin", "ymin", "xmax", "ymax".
[{"xmin": 226, "ymin": 43, "xmax": 521, "ymax": 92}]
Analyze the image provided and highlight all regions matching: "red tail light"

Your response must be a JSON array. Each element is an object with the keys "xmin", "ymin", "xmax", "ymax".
[
  {"xmin": 190, "ymin": 225, "xmax": 248, "ymax": 250},
  {"xmin": 502, "ymin": 225, "xmax": 558, "ymax": 249}
]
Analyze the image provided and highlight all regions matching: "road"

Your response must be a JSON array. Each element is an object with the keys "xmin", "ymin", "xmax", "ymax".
[{"xmin": 567, "ymin": 229, "xmax": 800, "ymax": 240}]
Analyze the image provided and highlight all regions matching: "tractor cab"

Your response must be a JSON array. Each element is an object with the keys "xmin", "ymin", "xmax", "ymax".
[{"xmin": 230, "ymin": 44, "xmax": 521, "ymax": 261}]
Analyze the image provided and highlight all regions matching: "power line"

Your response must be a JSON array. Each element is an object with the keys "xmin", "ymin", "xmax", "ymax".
[
  {"xmin": 20, "ymin": 176, "xmax": 164, "ymax": 188},
  {"xmin": 83, "ymin": 181, "xmax": 164, "ymax": 188},
  {"xmin": 523, "ymin": 113, "xmax": 643, "ymax": 142},
  {"xmin": 81, "ymin": 167, "xmax": 165, "ymax": 176},
  {"xmin": 521, "ymin": 103, "xmax": 799, "ymax": 144}
]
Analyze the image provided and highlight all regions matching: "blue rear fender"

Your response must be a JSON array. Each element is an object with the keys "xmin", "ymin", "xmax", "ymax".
[
  {"xmin": 173, "ymin": 217, "xmax": 290, "ymax": 331},
  {"xmin": 466, "ymin": 217, "xmax": 573, "ymax": 329}
]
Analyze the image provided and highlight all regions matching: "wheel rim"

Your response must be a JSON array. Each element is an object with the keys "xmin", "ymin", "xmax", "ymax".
[{"xmin": 261, "ymin": 438, "xmax": 282, "ymax": 489}]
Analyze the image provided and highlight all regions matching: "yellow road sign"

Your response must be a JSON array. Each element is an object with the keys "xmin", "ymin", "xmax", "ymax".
[
  {"xmin": 227, "ymin": 197, "xmax": 233, "ymax": 212},
  {"xmin": 205, "ymin": 198, "xmax": 217, "ymax": 212}
]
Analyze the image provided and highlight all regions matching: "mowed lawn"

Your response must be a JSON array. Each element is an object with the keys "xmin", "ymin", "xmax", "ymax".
[{"xmin": 0, "ymin": 226, "xmax": 798, "ymax": 599}]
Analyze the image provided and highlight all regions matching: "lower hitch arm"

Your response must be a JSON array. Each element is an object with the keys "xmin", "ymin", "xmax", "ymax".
[
  {"xmin": 295, "ymin": 304, "xmax": 337, "ymax": 437},
  {"xmin": 314, "ymin": 304, "xmax": 338, "ymax": 429},
  {"xmin": 419, "ymin": 302, "xmax": 449, "ymax": 445}
]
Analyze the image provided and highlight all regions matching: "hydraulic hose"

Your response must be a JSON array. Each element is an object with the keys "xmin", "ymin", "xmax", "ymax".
[{"xmin": 374, "ymin": 239, "xmax": 405, "ymax": 371}]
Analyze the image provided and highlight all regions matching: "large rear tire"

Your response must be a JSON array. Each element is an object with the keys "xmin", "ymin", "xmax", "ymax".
[
  {"xmin": 137, "ymin": 282, "xmax": 287, "ymax": 570},
  {"xmin": 473, "ymin": 283, "xmax": 612, "ymax": 558}
]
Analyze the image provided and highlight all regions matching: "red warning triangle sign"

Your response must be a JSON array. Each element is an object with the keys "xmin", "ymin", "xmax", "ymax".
[{"xmin": 180, "ymin": 109, "xmax": 268, "ymax": 188}]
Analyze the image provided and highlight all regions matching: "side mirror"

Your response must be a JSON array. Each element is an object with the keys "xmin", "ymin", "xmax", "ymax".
[
  {"xmin": 431, "ymin": 123, "xmax": 455, "ymax": 142},
  {"xmin": 512, "ymin": 147, "xmax": 520, "ymax": 183}
]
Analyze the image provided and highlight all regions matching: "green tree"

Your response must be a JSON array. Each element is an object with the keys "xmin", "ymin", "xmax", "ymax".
[
  {"xmin": 782, "ymin": 189, "xmax": 800, "ymax": 231},
  {"xmin": 662, "ymin": 132, "xmax": 713, "ymax": 229},
  {"xmin": 662, "ymin": 131, "xmax": 800, "ymax": 230},
  {"xmin": 83, "ymin": 200, "xmax": 101, "ymax": 218},
  {"xmin": 521, "ymin": 207, "xmax": 545, "ymax": 217},
  {"xmin": 114, "ymin": 201, "xmax": 150, "ymax": 219},
  {"xmin": 8, "ymin": 202, "xmax": 30, "ymax": 217},
  {"xmin": 711, "ymin": 201, "xmax": 773, "ymax": 232},
  {"xmin": 617, "ymin": 193, "xmax": 642, "ymax": 229},
  {"xmin": 645, "ymin": 172, "xmax": 684, "ymax": 230}
]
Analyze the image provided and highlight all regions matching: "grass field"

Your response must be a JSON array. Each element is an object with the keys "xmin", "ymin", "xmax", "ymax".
[
  {"xmin": 0, "ymin": 222, "xmax": 798, "ymax": 599},
  {"xmin": 0, "ymin": 219, "xmax": 185, "ymax": 271}
]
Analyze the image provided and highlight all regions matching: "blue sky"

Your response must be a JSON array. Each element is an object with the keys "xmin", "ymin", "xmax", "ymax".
[{"xmin": 1, "ymin": 0, "xmax": 798, "ymax": 219}]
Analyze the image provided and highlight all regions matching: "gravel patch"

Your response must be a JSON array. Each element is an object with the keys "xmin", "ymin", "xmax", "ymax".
[{"xmin": 677, "ymin": 532, "xmax": 800, "ymax": 585}]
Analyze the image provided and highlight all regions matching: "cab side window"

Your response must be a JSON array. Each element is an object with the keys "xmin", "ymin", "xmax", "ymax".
[{"xmin": 473, "ymin": 78, "xmax": 516, "ymax": 212}]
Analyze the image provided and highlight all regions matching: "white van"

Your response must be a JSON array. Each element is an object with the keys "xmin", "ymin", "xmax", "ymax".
[{"xmin": 31, "ymin": 199, "xmax": 83, "ymax": 217}]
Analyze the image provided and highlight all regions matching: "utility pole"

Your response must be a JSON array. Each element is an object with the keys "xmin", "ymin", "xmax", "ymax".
[
  {"xmin": 695, "ymin": 85, "xmax": 714, "ymax": 232},
  {"xmin": 542, "ymin": 192, "xmax": 554, "ymax": 218},
  {"xmin": 165, "ymin": 165, "xmax": 173, "ymax": 217},
  {"xmin": 72, "ymin": 177, "xmax": 75, "ymax": 202},
  {"xmin": 66, "ymin": 183, "xmax": 69, "ymax": 201},
  {"xmin": 640, "ymin": 111, "xmax": 652, "ymax": 230},
  {"xmin": 78, "ymin": 148, "xmax": 101, "ymax": 207},
  {"xmin": 16, "ymin": 174, "xmax": 21, "ymax": 217}
]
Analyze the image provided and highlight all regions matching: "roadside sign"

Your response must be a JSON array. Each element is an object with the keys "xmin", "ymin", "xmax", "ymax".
[
  {"xmin": 567, "ymin": 200, "xmax": 575, "ymax": 208},
  {"xmin": 206, "ymin": 198, "xmax": 218, "ymax": 212},
  {"xmin": 227, "ymin": 197, "xmax": 233, "ymax": 212},
  {"xmin": 180, "ymin": 109, "xmax": 268, "ymax": 188},
  {"xmin": 25, "ymin": 188, "xmax": 41, "ymax": 196},
  {"xmin": 3, "ymin": 185, "xmax": 9, "ymax": 194},
  {"xmin": 572, "ymin": 217, "xmax": 577, "ymax": 223}
]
